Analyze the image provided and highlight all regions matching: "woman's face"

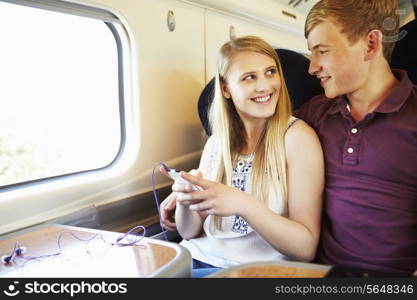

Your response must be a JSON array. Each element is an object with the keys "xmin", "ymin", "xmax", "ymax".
[{"xmin": 222, "ymin": 51, "xmax": 281, "ymax": 126}]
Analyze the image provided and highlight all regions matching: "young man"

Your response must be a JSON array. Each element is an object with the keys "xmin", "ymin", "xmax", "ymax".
[{"xmin": 295, "ymin": 0, "xmax": 417, "ymax": 275}]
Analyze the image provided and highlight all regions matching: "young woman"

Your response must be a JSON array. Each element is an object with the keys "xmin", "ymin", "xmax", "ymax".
[{"xmin": 160, "ymin": 36, "xmax": 324, "ymax": 277}]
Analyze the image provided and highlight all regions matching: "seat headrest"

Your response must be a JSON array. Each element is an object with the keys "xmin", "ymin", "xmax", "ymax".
[
  {"xmin": 276, "ymin": 49, "xmax": 323, "ymax": 111},
  {"xmin": 197, "ymin": 77, "xmax": 215, "ymax": 136},
  {"xmin": 390, "ymin": 18, "xmax": 417, "ymax": 84},
  {"xmin": 198, "ymin": 48, "xmax": 323, "ymax": 136}
]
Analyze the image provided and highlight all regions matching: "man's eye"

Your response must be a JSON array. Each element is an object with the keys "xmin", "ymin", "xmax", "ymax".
[
  {"xmin": 243, "ymin": 75, "xmax": 254, "ymax": 81},
  {"xmin": 319, "ymin": 50, "xmax": 329, "ymax": 55}
]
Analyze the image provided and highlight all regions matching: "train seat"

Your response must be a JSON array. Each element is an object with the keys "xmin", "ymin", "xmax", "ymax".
[{"xmin": 390, "ymin": 18, "xmax": 417, "ymax": 84}]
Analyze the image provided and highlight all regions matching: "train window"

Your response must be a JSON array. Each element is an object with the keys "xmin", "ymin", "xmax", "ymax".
[{"xmin": 0, "ymin": 1, "xmax": 124, "ymax": 188}]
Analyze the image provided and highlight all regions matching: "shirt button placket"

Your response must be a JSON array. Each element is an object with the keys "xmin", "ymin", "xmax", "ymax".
[{"xmin": 343, "ymin": 127, "xmax": 360, "ymax": 165}]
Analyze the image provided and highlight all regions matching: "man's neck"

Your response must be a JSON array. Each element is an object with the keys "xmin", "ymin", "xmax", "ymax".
[{"xmin": 347, "ymin": 67, "xmax": 399, "ymax": 122}]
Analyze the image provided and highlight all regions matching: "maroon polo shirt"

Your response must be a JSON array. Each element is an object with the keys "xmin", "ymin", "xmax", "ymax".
[{"xmin": 295, "ymin": 70, "xmax": 417, "ymax": 275}]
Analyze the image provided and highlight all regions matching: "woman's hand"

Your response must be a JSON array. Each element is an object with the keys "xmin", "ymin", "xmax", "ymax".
[
  {"xmin": 171, "ymin": 169, "xmax": 203, "ymax": 194},
  {"xmin": 158, "ymin": 167, "xmax": 204, "ymax": 231},
  {"xmin": 173, "ymin": 172, "xmax": 252, "ymax": 217},
  {"xmin": 159, "ymin": 192, "xmax": 177, "ymax": 231}
]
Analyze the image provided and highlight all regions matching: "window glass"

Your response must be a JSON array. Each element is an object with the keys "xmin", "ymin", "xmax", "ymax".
[{"xmin": 0, "ymin": 2, "xmax": 121, "ymax": 187}]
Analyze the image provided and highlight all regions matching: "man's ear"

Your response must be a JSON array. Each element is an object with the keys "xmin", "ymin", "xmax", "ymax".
[{"xmin": 365, "ymin": 29, "xmax": 383, "ymax": 61}]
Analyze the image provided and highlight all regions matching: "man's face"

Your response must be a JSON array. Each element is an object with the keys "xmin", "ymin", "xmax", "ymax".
[{"xmin": 307, "ymin": 21, "xmax": 369, "ymax": 99}]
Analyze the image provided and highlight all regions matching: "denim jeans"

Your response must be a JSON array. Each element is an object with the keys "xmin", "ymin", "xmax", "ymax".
[{"xmin": 192, "ymin": 259, "xmax": 222, "ymax": 278}]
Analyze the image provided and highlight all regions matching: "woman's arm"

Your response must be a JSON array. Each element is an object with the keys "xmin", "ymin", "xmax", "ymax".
[
  {"xmin": 175, "ymin": 195, "xmax": 205, "ymax": 240},
  {"xmin": 241, "ymin": 120, "xmax": 324, "ymax": 261},
  {"xmin": 177, "ymin": 121, "xmax": 324, "ymax": 261}
]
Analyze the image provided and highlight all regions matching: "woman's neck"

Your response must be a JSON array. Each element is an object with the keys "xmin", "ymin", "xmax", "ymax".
[{"xmin": 240, "ymin": 123, "xmax": 265, "ymax": 155}]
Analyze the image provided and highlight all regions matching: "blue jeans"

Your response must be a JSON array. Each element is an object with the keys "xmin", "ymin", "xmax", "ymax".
[{"xmin": 192, "ymin": 259, "xmax": 222, "ymax": 278}]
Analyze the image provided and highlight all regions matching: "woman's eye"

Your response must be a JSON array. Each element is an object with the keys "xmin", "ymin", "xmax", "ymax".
[
  {"xmin": 319, "ymin": 50, "xmax": 328, "ymax": 55},
  {"xmin": 266, "ymin": 68, "xmax": 277, "ymax": 75},
  {"xmin": 243, "ymin": 75, "xmax": 254, "ymax": 81}
]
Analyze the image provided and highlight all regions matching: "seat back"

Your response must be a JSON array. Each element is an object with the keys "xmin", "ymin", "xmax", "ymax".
[{"xmin": 390, "ymin": 18, "xmax": 417, "ymax": 84}]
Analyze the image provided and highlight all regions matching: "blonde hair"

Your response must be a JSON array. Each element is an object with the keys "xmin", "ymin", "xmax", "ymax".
[
  {"xmin": 305, "ymin": 0, "xmax": 399, "ymax": 62},
  {"xmin": 208, "ymin": 36, "xmax": 292, "ymax": 229}
]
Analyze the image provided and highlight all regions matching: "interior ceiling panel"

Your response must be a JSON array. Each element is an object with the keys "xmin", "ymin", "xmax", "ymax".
[
  {"xmin": 272, "ymin": 0, "xmax": 319, "ymax": 15},
  {"xmin": 273, "ymin": 0, "xmax": 414, "ymax": 20}
]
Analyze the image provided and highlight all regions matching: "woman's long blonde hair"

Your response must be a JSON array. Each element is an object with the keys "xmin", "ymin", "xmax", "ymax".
[{"xmin": 209, "ymin": 36, "xmax": 292, "ymax": 228}]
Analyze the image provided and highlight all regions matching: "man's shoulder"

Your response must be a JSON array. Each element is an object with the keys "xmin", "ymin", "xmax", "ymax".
[{"xmin": 294, "ymin": 94, "xmax": 335, "ymax": 124}]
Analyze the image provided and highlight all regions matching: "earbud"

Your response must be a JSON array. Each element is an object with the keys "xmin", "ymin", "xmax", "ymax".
[
  {"xmin": 1, "ymin": 243, "xmax": 26, "ymax": 265},
  {"xmin": 1, "ymin": 254, "xmax": 13, "ymax": 264},
  {"xmin": 15, "ymin": 246, "xmax": 26, "ymax": 256}
]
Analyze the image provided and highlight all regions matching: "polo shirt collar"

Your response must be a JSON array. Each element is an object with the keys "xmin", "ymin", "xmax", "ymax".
[
  {"xmin": 328, "ymin": 96, "xmax": 349, "ymax": 115},
  {"xmin": 327, "ymin": 69, "xmax": 413, "ymax": 115},
  {"xmin": 374, "ymin": 69, "xmax": 413, "ymax": 113}
]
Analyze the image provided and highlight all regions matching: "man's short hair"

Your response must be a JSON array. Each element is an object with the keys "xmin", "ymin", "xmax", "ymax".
[{"xmin": 305, "ymin": 0, "xmax": 399, "ymax": 62}]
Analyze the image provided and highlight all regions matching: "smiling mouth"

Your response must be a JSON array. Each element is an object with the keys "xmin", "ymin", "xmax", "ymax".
[
  {"xmin": 251, "ymin": 93, "xmax": 272, "ymax": 103},
  {"xmin": 318, "ymin": 76, "xmax": 331, "ymax": 85}
]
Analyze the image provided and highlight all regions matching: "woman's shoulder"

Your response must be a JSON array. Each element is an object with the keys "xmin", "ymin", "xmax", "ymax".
[
  {"xmin": 199, "ymin": 134, "xmax": 221, "ymax": 181},
  {"xmin": 286, "ymin": 115, "xmax": 315, "ymax": 134},
  {"xmin": 284, "ymin": 116, "xmax": 324, "ymax": 172},
  {"xmin": 286, "ymin": 116, "xmax": 300, "ymax": 131},
  {"xmin": 204, "ymin": 134, "xmax": 219, "ymax": 151},
  {"xmin": 284, "ymin": 116, "xmax": 321, "ymax": 151},
  {"xmin": 202, "ymin": 134, "xmax": 221, "ymax": 162}
]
